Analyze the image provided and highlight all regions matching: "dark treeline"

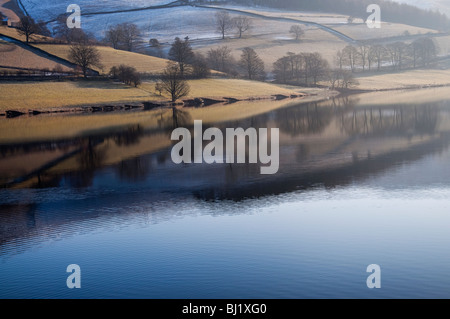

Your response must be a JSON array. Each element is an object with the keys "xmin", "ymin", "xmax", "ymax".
[{"xmin": 229, "ymin": 0, "xmax": 450, "ymax": 30}]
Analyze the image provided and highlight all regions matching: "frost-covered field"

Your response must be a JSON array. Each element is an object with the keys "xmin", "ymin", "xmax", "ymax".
[
  {"xmin": 21, "ymin": 0, "xmax": 169, "ymax": 21},
  {"xmin": 80, "ymin": 6, "xmax": 221, "ymax": 42}
]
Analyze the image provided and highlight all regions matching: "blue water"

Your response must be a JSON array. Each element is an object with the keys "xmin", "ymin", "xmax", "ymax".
[{"xmin": 1, "ymin": 97, "xmax": 450, "ymax": 298}]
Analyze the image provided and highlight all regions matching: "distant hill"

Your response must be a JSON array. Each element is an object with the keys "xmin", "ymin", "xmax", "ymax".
[
  {"xmin": 390, "ymin": 0, "xmax": 450, "ymax": 17},
  {"xmin": 234, "ymin": 0, "xmax": 450, "ymax": 30}
]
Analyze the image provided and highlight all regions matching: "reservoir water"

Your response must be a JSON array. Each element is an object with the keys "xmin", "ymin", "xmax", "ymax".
[{"xmin": 1, "ymin": 90, "xmax": 450, "ymax": 298}]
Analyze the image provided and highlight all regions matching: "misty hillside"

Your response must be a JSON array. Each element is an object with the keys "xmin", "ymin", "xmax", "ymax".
[
  {"xmin": 239, "ymin": 0, "xmax": 449, "ymax": 30},
  {"xmin": 392, "ymin": 0, "xmax": 450, "ymax": 17}
]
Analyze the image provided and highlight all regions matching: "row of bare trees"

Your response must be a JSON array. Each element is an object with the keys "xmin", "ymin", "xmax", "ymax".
[
  {"xmin": 214, "ymin": 11, "xmax": 305, "ymax": 41},
  {"xmin": 273, "ymin": 52, "xmax": 329, "ymax": 86},
  {"xmin": 166, "ymin": 37, "xmax": 265, "ymax": 80},
  {"xmin": 215, "ymin": 11, "xmax": 252, "ymax": 39},
  {"xmin": 104, "ymin": 23, "xmax": 141, "ymax": 51},
  {"xmin": 273, "ymin": 51, "xmax": 358, "ymax": 89},
  {"xmin": 110, "ymin": 65, "xmax": 141, "ymax": 87},
  {"xmin": 336, "ymin": 37, "xmax": 438, "ymax": 72}
]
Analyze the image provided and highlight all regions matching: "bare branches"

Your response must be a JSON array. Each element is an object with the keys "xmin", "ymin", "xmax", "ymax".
[
  {"xmin": 215, "ymin": 11, "xmax": 233, "ymax": 40},
  {"xmin": 69, "ymin": 43, "xmax": 102, "ymax": 78},
  {"xmin": 158, "ymin": 64, "xmax": 190, "ymax": 102}
]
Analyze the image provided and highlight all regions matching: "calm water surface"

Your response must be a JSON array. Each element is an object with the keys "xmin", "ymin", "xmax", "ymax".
[{"xmin": 1, "ymin": 93, "xmax": 450, "ymax": 298}]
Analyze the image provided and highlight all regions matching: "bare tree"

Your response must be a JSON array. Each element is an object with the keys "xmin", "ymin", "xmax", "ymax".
[
  {"xmin": 17, "ymin": 16, "xmax": 39, "ymax": 43},
  {"xmin": 342, "ymin": 45, "xmax": 358, "ymax": 72},
  {"xmin": 335, "ymin": 50, "xmax": 345, "ymax": 70},
  {"xmin": 104, "ymin": 23, "xmax": 140, "ymax": 51},
  {"xmin": 110, "ymin": 65, "xmax": 141, "ymax": 86},
  {"xmin": 149, "ymin": 38, "xmax": 164, "ymax": 58},
  {"xmin": 120, "ymin": 23, "xmax": 140, "ymax": 51},
  {"xmin": 207, "ymin": 46, "xmax": 234, "ymax": 73},
  {"xmin": 233, "ymin": 16, "xmax": 251, "ymax": 38},
  {"xmin": 411, "ymin": 37, "xmax": 437, "ymax": 68},
  {"xmin": 155, "ymin": 82, "xmax": 163, "ymax": 96},
  {"xmin": 69, "ymin": 43, "xmax": 102, "ymax": 78},
  {"xmin": 192, "ymin": 53, "xmax": 211, "ymax": 79},
  {"xmin": 53, "ymin": 16, "xmax": 92, "ymax": 44},
  {"xmin": 159, "ymin": 63, "xmax": 190, "ymax": 102},
  {"xmin": 386, "ymin": 42, "xmax": 408, "ymax": 70},
  {"xmin": 303, "ymin": 52, "xmax": 329, "ymax": 85},
  {"xmin": 358, "ymin": 44, "xmax": 370, "ymax": 71},
  {"xmin": 369, "ymin": 44, "xmax": 387, "ymax": 71},
  {"xmin": 215, "ymin": 11, "xmax": 233, "ymax": 40},
  {"xmin": 168, "ymin": 37, "xmax": 194, "ymax": 76},
  {"xmin": 105, "ymin": 25, "xmax": 123, "ymax": 49},
  {"xmin": 286, "ymin": 52, "xmax": 303, "ymax": 82},
  {"xmin": 341, "ymin": 70, "xmax": 359, "ymax": 88},
  {"xmin": 239, "ymin": 47, "xmax": 265, "ymax": 80},
  {"xmin": 273, "ymin": 56, "xmax": 291, "ymax": 84},
  {"xmin": 329, "ymin": 69, "xmax": 358, "ymax": 89},
  {"xmin": 289, "ymin": 25, "xmax": 304, "ymax": 41}
]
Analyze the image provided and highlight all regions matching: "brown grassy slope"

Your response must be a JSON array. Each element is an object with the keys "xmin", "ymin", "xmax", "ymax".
[
  {"xmin": 0, "ymin": 25, "xmax": 53, "ymax": 42},
  {"xmin": 35, "ymin": 44, "xmax": 170, "ymax": 74},
  {"xmin": 0, "ymin": 40, "xmax": 73, "ymax": 71}
]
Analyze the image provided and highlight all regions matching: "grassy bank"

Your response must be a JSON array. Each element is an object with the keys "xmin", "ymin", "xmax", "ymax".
[
  {"xmin": 0, "ymin": 78, "xmax": 308, "ymax": 111},
  {"xmin": 355, "ymin": 69, "xmax": 450, "ymax": 91}
]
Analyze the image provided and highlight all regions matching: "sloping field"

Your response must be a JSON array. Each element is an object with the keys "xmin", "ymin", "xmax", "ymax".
[
  {"xmin": 35, "ymin": 44, "xmax": 170, "ymax": 74},
  {"xmin": 0, "ymin": 25, "xmax": 53, "ymax": 42},
  {"xmin": 0, "ymin": 39, "xmax": 72, "ymax": 71}
]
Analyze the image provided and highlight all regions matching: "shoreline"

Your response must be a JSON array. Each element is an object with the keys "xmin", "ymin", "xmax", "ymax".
[
  {"xmin": 2, "ymin": 80, "xmax": 450, "ymax": 119},
  {"xmin": 335, "ymin": 82, "xmax": 450, "ymax": 96},
  {"xmin": 0, "ymin": 93, "xmax": 311, "ymax": 118}
]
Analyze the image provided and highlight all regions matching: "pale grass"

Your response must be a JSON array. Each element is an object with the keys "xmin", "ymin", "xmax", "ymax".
[
  {"xmin": 356, "ymin": 69, "xmax": 450, "ymax": 91},
  {"xmin": 141, "ymin": 78, "xmax": 302, "ymax": 100},
  {"xmin": 0, "ymin": 81, "xmax": 155, "ymax": 111},
  {"xmin": 0, "ymin": 78, "xmax": 306, "ymax": 111}
]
